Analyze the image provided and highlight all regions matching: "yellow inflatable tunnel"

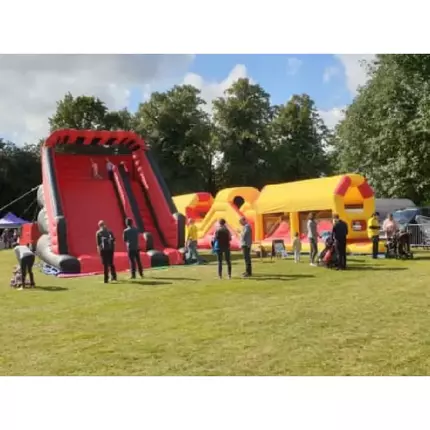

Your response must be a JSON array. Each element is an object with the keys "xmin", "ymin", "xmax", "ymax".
[
  {"xmin": 253, "ymin": 174, "xmax": 383, "ymax": 254},
  {"xmin": 197, "ymin": 187, "xmax": 260, "ymax": 250}
]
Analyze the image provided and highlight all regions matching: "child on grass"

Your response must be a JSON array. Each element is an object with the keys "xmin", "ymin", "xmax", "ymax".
[{"xmin": 292, "ymin": 232, "xmax": 302, "ymax": 263}]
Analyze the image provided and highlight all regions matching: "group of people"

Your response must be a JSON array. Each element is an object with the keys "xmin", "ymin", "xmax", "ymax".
[
  {"xmin": 186, "ymin": 216, "xmax": 253, "ymax": 279},
  {"xmin": 96, "ymin": 217, "xmax": 144, "ymax": 284},
  {"xmin": 1, "ymin": 228, "xmax": 18, "ymax": 249}
]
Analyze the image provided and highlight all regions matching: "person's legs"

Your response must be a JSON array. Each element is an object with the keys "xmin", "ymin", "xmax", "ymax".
[
  {"xmin": 27, "ymin": 254, "xmax": 35, "ymax": 286},
  {"xmin": 108, "ymin": 251, "xmax": 117, "ymax": 281},
  {"xmin": 225, "ymin": 249, "xmax": 232, "ymax": 278},
  {"xmin": 20, "ymin": 257, "xmax": 28, "ymax": 288},
  {"xmin": 101, "ymin": 251, "xmax": 109, "ymax": 283},
  {"xmin": 340, "ymin": 241, "xmax": 347, "ymax": 269},
  {"xmin": 294, "ymin": 250, "xmax": 300, "ymax": 263},
  {"xmin": 372, "ymin": 236, "xmax": 379, "ymax": 258},
  {"xmin": 135, "ymin": 250, "xmax": 144, "ymax": 277},
  {"xmin": 216, "ymin": 251, "xmax": 223, "ymax": 278},
  {"xmin": 190, "ymin": 240, "xmax": 200, "ymax": 262},
  {"xmin": 310, "ymin": 238, "xmax": 318, "ymax": 264},
  {"xmin": 242, "ymin": 246, "xmax": 252, "ymax": 276},
  {"xmin": 128, "ymin": 249, "xmax": 137, "ymax": 278}
]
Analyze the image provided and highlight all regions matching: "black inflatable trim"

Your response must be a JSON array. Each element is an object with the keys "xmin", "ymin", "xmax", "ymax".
[
  {"xmin": 147, "ymin": 249, "xmax": 170, "ymax": 267},
  {"xmin": 146, "ymin": 150, "xmax": 177, "ymax": 214},
  {"xmin": 138, "ymin": 179, "xmax": 168, "ymax": 248},
  {"xmin": 110, "ymin": 170, "xmax": 128, "ymax": 228},
  {"xmin": 143, "ymin": 232, "xmax": 154, "ymax": 251},
  {"xmin": 117, "ymin": 164, "xmax": 145, "ymax": 233},
  {"xmin": 173, "ymin": 212, "xmax": 186, "ymax": 249}
]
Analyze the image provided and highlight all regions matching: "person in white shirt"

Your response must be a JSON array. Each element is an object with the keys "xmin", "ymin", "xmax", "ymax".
[
  {"xmin": 14, "ymin": 243, "xmax": 36, "ymax": 290},
  {"xmin": 292, "ymin": 232, "xmax": 302, "ymax": 263},
  {"xmin": 106, "ymin": 158, "xmax": 115, "ymax": 179},
  {"xmin": 90, "ymin": 158, "xmax": 102, "ymax": 179}
]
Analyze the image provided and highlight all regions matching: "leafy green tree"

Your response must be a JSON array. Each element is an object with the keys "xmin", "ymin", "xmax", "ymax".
[
  {"xmin": 212, "ymin": 78, "xmax": 273, "ymax": 189},
  {"xmin": 134, "ymin": 85, "xmax": 216, "ymax": 195},
  {"xmin": 333, "ymin": 54, "xmax": 430, "ymax": 203},
  {"xmin": 268, "ymin": 94, "xmax": 330, "ymax": 182}
]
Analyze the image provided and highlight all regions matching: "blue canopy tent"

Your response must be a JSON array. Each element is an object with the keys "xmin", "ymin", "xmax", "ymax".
[{"xmin": 0, "ymin": 212, "xmax": 30, "ymax": 229}]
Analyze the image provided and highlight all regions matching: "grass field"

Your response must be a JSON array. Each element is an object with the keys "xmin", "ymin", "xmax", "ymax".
[{"xmin": 1, "ymin": 250, "xmax": 430, "ymax": 375}]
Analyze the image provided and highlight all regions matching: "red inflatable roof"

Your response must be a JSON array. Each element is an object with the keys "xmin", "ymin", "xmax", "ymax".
[{"xmin": 44, "ymin": 129, "xmax": 146, "ymax": 152}]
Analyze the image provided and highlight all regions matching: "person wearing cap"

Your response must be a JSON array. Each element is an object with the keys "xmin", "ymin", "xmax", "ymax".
[
  {"xmin": 239, "ymin": 216, "xmax": 253, "ymax": 277},
  {"xmin": 367, "ymin": 212, "xmax": 380, "ymax": 259},
  {"xmin": 96, "ymin": 220, "xmax": 117, "ymax": 283}
]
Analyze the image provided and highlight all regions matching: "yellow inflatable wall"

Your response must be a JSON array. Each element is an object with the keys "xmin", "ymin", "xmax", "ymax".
[{"xmin": 253, "ymin": 174, "xmax": 383, "ymax": 254}]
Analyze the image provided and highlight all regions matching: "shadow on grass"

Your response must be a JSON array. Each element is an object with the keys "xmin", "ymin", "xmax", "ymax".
[
  {"xmin": 125, "ymin": 280, "xmax": 173, "ymax": 286},
  {"xmin": 34, "ymin": 286, "xmax": 68, "ymax": 292},
  {"xmin": 346, "ymin": 266, "xmax": 408, "ymax": 271},
  {"xmin": 251, "ymin": 274, "xmax": 316, "ymax": 281},
  {"xmin": 150, "ymin": 277, "xmax": 199, "ymax": 282}
]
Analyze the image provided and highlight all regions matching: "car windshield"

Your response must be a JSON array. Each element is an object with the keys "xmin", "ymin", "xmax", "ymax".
[{"xmin": 392, "ymin": 209, "xmax": 418, "ymax": 225}]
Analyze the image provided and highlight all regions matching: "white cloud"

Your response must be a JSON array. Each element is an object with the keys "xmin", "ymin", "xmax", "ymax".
[
  {"xmin": 335, "ymin": 54, "xmax": 376, "ymax": 96},
  {"xmin": 0, "ymin": 54, "xmax": 194, "ymax": 145},
  {"xmin": 286, "ymin": 57, "xmax": 303, "ymax": 76},
  {"xmin": 323, "ymin": 65, "xmax": 340, "ymax": 83},
  {"xmin": 182, "ymin": 64, "xmax": 251, "ymax": 113},
  {"xmin": 319, "ymin": 106, "xmax": 346, "ymax": 129}
]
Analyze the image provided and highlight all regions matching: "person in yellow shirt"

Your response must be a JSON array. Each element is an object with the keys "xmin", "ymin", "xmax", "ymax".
[
  {"xmin": 186, "ymin": 219, "xmax": 200, "ymax": 264},
  {"xmin": 367, "ymin": 212, "xmax": 380, "ymax": 259}
]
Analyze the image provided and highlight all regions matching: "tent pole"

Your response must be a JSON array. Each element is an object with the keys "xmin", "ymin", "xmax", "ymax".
[{"xmin": 0, "ymin": 186, "xmax": 39, "ymax": 214}]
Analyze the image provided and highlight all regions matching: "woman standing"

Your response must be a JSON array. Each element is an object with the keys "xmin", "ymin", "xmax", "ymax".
[
  {"xmin": 213, "ymin": 219, "xmax": 232, "ymax": 279},
  {"xmin": 383, "ymin": 213, "xmax": 398, "ymax": 239}
]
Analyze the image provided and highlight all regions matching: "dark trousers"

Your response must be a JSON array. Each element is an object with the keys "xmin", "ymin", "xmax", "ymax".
[
  {"xmin": 128, "ymin": 249, "xmax": 143, "ymax": 278},
  {"xmin": 372, "ymin": 236, "xmax": 379, "ymax": 258},
  {"xmin": 20, "ymin": 254, "xmax": 35, "ymax": 287},
  {"xmin": 100, "ymin": 250, "xmax": 117, "ymax": 283},
  {"xmin": 216, "ymin": 249, "xmax": 232, "ymax": 277},
  {"xmin": 242, "ymin": 246, "xmax": 252, "ymax": 276},
  {"xmin": 309, "ymin": 238, "xmax": 318, "ymax": 263},
  {"xmin": 335, "ymin": 240, "xmax": 347, "ymax": 269}
]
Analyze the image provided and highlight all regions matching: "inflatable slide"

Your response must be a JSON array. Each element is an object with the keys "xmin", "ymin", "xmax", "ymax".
[
  {"xmin": 36, "ymin": 129, "xmax": 185, "ymax": 274},
  {"xmin": 196, "ymin": 187, "xmax": 259, "ymax": 250},
  {"xmin": 253, "ymin": 174, "xmax": 384, "ymax": 255},
  {"xmin": 173, "ymin": 192, "xmax": 213, "ymax": 228}
]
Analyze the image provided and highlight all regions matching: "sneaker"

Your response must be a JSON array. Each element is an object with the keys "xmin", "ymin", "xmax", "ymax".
[
  {"xmin": 310, "ymin": 263, "xmax": 317, "ymax": 267},
  {"xmin": 17, "ymin": 287, "xmax": 24, "ymax": 291},
  {"xmin": 228, "ymin": 275, "xmax": 232, "ymax": 280}
]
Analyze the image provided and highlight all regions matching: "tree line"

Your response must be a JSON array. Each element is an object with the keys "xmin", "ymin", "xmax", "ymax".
[{"xmin": 2, "ymin": 54, "xmax": 430, "ymax": 218}]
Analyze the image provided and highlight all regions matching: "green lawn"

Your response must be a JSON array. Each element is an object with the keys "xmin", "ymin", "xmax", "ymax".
[{"xmin": 1, "ymin": 250, "xmax": 429, "ymax": 375}]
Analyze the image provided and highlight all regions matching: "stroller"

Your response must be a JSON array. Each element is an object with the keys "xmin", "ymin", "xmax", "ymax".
[
  {"xmin": 385, "ymin": 230, "xmax": 414, "ymax": 259},
  {"xmin": 318, "ymin": 236, "xmax": 338, "ymax": 269},
  {"xmin": 10, "ymin": 265, "xmax": 33, "ymax": 289}
]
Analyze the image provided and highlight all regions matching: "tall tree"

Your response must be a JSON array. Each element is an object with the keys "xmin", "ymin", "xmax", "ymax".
[
  {"xmin": 333, "ymin": 54, "xmax": 430, "ymax": 203},
  {"xmin": 212, "ymin": 78, "xmax": 273, "ymax": 189},
  {"xmin": 268, "ymin": 94, "xmax": 330, "ymax": 182},
  {"xmin": 134, "ymin": 85, "xmax": 215, "ymax": 195}
]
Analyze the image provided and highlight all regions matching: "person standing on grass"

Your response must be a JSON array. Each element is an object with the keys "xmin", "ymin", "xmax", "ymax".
[
  {"xmin": 332, "ymin": 214, "xmax": 348, "ymax": 270},
  {"xmin": 383, "ymin": 213, "xmax": 398, "ymax": 239},
  {"xmin": 307, "ymin": 212, "xmax": 318, "ymax": 266},
  {"xmin": 239, "ymin": 216, "xmax": 253, "ymax": 277},
  {"xmin": 13, "ymin": 243, "xmax": 36, "ymax": 290},
  {"xmin": 186, "ymin": 218, "xmax": 200, "ymax": 264},
  {"xmin": 367, "ymin": 212, "xmax": 380, "ymax": 259},
  {"xmin": 214, "ymin": 218, "xmax": 232, "ymax": 280},
  {"xmin": 292, "ymin": 232, "xmax": 302, "ymax": 263},
  {"xmin": 96, "ymin": 220, "xmax": 117, "ymax": 284},
  {"xmin": 123, "ymin": 218, "xmax": 144, "ymax": 279}
]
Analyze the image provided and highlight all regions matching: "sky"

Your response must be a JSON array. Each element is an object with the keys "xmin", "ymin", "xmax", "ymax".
[{"xmin": 0, "ymin": 54, "xmax": 375, "ymax": 146}]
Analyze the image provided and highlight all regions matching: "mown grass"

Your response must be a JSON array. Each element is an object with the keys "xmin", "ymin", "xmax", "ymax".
[{"xmin": 0, "ymin": 250, "xmax": 429, "ymax": 375}]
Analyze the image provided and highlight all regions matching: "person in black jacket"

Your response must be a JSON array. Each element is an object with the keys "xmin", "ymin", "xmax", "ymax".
[
  {"xmin": 332, "ymin": 214, "xmax": 348, "ymax": 270},
  {"xmin": 214, "ymin": 219, "xmax": 232, "ymax": 279},
  {"xmin": 96, "ymin": 220, "xmax": 117, "ymax": 283}
]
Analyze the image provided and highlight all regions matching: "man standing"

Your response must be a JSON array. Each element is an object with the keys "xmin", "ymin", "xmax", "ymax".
[
  {"xmin": 367, "ymin": 212, "xmax": 380, "ymax": 259},
  {"xmin": 123, "ymin": 218, "xmax": 144, "ymax": 279},
  {"xmin": 332, "ymin": 214, "xmax": 348, "ymax": 270},
  {"xmin": 14, "ymin": 243, "xmax": 36, "ymax": 290},
  {"xmin": 186, "ymin": 218, "xmax": 200, "ymax": 264},
  {"xmin": 96, "ymin": 220, "xmax": 117, "ymax": 284},
  {"xmin": 307, "ymin": 212, "xmax": 318, "ymax": 266},
  {"xmin": 240, "ymin": 216, "xmax": 253, "ymax": 278},
  {"xmin": 214, "ymin": 219, "xmax": 232, "ymax": 279}
]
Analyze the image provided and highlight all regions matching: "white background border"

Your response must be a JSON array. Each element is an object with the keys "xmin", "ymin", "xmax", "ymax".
[{"xmin": 2, "ymin": 0, "xmax": 430, "ymax": 428}]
